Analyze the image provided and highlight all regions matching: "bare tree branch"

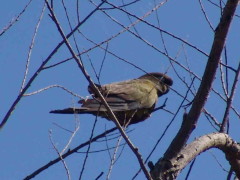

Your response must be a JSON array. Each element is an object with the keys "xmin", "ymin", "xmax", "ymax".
[
  {"xmin": 0, "ymin": 0, "xmax": 33, "ymax": 36},
  {"xmin": 0, "ymin": 1, "xmax": 105, "ymax": 129},
  {"xmin": 20, "ymin": 2, "xmax": 46, "ymax": 92},
  {"xmin": 220, "ymin": 61, "xmax": 240, "ymax": 132},
  {"xmin": 49, "ymin": 130, "xmax": 71, "ymax": 180},
  {"xmin": 151, "ymin": 133, "xmax": 240, "ymax": 179},
  {"xmin": 164, "ymin": 0, "xmax": 238, "ymax": 159},
  {"xmin": 23, "ymin": 127, "xmax": 117, "ymax": 180},
  {"xmin": 151, "ymin": 0, "xmax": 239, "ymax": 179}
]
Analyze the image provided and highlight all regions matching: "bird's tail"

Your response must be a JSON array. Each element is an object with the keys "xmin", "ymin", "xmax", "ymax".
[{"xmin": 50, "ymin": 108, "xmax": 89, "ymax": 114}]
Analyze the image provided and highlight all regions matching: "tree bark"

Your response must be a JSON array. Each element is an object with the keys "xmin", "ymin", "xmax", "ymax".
[{"xmin": 151, "ymin": 133, "xmax": 240, "ymax": 179}]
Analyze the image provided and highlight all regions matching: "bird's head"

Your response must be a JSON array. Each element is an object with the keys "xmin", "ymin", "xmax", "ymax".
[{"xmin": 139, "ymin": 72, "xmax": 173, "ymax": 96}]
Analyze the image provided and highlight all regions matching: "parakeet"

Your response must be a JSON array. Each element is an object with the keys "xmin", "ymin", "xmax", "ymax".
[{"xmin": 50, "ymin": 72, "xmax": 173, "ymax": 126}]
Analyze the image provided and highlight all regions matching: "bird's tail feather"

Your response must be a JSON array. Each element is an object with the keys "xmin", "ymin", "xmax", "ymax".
[
  {"xmin": 50, "ymin": 108, "xmax": 89, "ymax": 114},
  {"xmin": 51, "ymin": 97, "xmax": 133, "ymax": 115}
]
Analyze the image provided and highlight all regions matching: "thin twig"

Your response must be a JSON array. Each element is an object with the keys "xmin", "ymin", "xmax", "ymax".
[
  {"xmin": 98, "ymin": 43, "xmax": 108, "ymax": 80},
  {"xmin": 101, "ymin": 0, "xmax": 141, "ymax": 10},
  {"xmin": 79, "ymin": 116, "xmax": 98, "ymax": 180},
  {"xmin": 209, "ymin": 150, "xmax": 229, "ymax": 173},
  {"xmin": 185, "ymin": 158, "xmax": 196, "ymax": 180},
  {"xmin": 220, "ymin": 61, "xmax": 240, "ymax": 132},
  {"xmin": 23, "ymin": 127, "xmax": 118, "ymax": 180},
  {"xmin": 53, "ymin": 122, "xmax": 74, "ymax": 133},
  {"xmin": 0, "ymin": 0, "xmax": 33, "ymax": 36},
  {"xmin": 95, "ymin": 172, "xmax": 104, "ymax": 180},
  {"xmin": 49, "ymin": 130, "xmax": 71, "ymax": 180},
  {"xmin": 106, "ymin": 1, "xmax": 208, "ymax": 57},
  {"xmin": 61, "ymin": 116, "xmax": 80, "ymax": 155},
  {"xmin": 23, "ymin": 84, "xmax": 85, "ymax": 100},
  {"xmin": 77, "ymin": 143, "xmax": 126, "ymax": 154},
  {"xmin": 61, "ymin": 0, "xmax": 82, "ymax": 62},
  {"xmin": 219, "ymin": 61, "xmax": 229, "ymax": 97},
  {"xmin": 198, "ymin": 0, "xmax": 215, "ymax": 31},
  {"xmin": 20, "ymin": 2, "xmax": 46, "ymax": 92},
  {"xmin": 0, "ymin": 0, "xmax": 105, "ymax": 129},
  {"xmin": 107, "ymin": 136, "xmax": 123, "ymax": 180}
]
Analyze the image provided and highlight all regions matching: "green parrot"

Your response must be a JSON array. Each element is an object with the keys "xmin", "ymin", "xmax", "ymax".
[{"xmin": 50, "ymin": 72, "xmax": 173, "ymax": 126}]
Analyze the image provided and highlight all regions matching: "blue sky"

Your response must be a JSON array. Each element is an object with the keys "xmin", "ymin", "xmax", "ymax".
[{"xmin": 1, "ymin": 0, "xmax": 240, "ymax": 179}]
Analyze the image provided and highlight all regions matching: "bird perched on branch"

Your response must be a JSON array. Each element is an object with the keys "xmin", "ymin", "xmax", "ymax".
[{"xmin": 50, "ymin": 72, "xmax": 173, "ymax": 126}]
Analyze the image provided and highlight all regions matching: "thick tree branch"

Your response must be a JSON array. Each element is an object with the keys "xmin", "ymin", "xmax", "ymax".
[
  {"xmin": 151, "ymin": 133, "xmax": 240, "ymax": 179},
  {"xmin": 164, "ymin": 0, "xmax": 239, "ymax": 159},
  {"xmin": 151, "ymin": 0, "xmax": 239, "ymax": 179}
]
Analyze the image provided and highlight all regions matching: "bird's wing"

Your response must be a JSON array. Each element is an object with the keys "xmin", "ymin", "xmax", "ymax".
[
  {"xmin": 84, "ymin": 79, "xmax": 158, "ymax": 111},
  {"xmin": 79, "ymin": 97, "xmax": 135, "ymax": 111}
]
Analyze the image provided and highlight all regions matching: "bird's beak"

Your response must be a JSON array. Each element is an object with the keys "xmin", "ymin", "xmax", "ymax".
[{"xmin": 156, "ymin": 83, "xmax": 169, "ymax": 96}]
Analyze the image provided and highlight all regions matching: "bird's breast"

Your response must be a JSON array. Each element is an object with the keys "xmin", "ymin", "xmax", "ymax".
[{"xmin": 134, "ymin": 80, "xmax": 158, "ymax": 108}]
